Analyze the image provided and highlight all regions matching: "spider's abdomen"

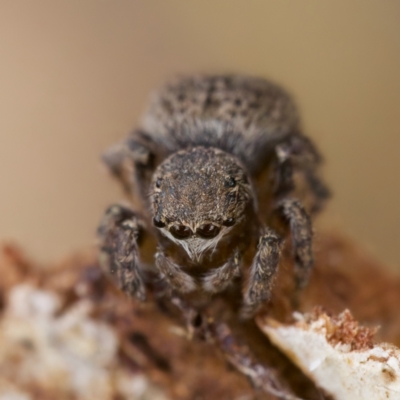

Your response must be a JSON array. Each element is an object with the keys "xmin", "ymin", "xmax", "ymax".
[{"xmin": 139, "ymin": 75, "xmax": 300, "ymax": 172}]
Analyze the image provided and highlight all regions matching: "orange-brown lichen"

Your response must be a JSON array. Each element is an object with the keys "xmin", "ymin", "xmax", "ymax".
[{"xmin": 303, "ymin": 308, "xmax": 378, "ymax": 351}]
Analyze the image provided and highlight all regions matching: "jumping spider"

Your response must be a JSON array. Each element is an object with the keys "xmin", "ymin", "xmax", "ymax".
[{"xmin": 98, "ymin": 74, "xmax": 329, "ymax": 319}]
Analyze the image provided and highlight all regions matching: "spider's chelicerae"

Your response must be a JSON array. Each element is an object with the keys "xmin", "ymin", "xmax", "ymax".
[{"xmin": 98, "ymin": 74, "xmax": 329, "ymax": 318}]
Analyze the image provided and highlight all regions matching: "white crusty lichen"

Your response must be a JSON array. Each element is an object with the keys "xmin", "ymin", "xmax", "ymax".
[
  {"xmin": 258, "ymin": 309, "xmax": 400, "ymax": 400},
  {"xmin": 0, "ymin": 284, "xmax": 168, "ymax": 400}
]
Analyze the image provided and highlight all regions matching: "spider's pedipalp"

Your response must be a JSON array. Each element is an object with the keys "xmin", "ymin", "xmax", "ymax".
[
  {"xmin": 155, "ymin": 249, "xmax": 197, "ymax": 294},
  {"xmin": 202, "ymin": 249, "xmax": 241, "ymax": 293}
]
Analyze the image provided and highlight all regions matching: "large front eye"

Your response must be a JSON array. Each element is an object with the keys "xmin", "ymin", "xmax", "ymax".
[
  {"xmin": 170, "ymin": 224, "xmax": 192, "ymax": 239},
  {"xmin": 196, "ymin": 224, "xmax": 220, "ymax": 239},
  {"xmin": 153, "ymin": 215, "xmax": 166, "ymax": 228},
  {"xmin": 223, "ymin": 217, "xmax": 235, "ymax": 227}
]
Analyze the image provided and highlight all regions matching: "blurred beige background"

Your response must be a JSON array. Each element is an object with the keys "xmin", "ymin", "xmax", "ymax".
[{"xmin": 0, "ymin": 1, "xmax": 399, "ymax": 266}]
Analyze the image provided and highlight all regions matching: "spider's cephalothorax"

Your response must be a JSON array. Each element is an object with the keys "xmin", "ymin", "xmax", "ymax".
[
  {"xmin": 150, "ymin": 147, "xmax": 253, "ymax": 262},
  {"xmin": 98, "ymin": 74, "xmax": 330, "ymax": 317}
]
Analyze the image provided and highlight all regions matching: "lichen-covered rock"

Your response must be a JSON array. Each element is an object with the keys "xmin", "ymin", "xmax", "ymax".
[
  {"xmin": 259, "ymin": 310, "xmax": 400, "ymax": 400},
  {"xmin": 0, "ymin": 283, "xmax": 168, "ymax": 400},
  {"xmin": 1, "ymin": 232, "xmax": 400, "ymax": 400}
]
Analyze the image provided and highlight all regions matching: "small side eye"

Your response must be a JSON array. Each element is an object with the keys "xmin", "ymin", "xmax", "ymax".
[
  {"xmin": 223, "ymin": 218, "xmax": 235, "ymax": 227},
  {"xmin": 153, "ymin": 215, "xmax": 166, "ymax": 228},
  {"xmin": 196, "ymin": 224, "xmax": 220, "ymax": 239},
  {"xmin": 155, "ymin": 178, "xmax": 162, "ymax": 188},
  {"xmin": 224, "ymin": 176, "xmax": 236, "ymax": 188},
  {"xmin": 170, "ymin": 225, "xmax": 192, "ymax": 239}
]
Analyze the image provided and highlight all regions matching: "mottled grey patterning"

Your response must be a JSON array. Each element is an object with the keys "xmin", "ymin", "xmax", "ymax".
[{"xmin": 141, "ymin": 75, "xmax": 299, "ymax": 173}]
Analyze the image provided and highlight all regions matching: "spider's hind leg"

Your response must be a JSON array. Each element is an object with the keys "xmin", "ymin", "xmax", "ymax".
[{"xmin": 98, "ymin": 204, "xmax": 147, "ymax": 301}]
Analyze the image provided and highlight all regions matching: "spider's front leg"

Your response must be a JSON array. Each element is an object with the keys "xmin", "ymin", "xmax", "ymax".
[
  {"xmin": 98, "ymin": 204, "xmax": 146, "ymax": 301},
  {"xmin": 241, "ymin": 229, "xmax": 282, "ymax": 319},
  {"xmin": 277, "ymin": 198, "xmax": 313, "ymax": 289}
]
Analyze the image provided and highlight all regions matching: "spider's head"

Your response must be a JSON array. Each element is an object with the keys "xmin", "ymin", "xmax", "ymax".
[{"xmin": 150, "ymin": 147, "xmax": 254, "ymax": 261}]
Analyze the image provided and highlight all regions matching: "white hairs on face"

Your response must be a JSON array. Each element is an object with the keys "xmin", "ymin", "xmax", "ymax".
[{"xmin": 160, "ymin": 227, "xmax": 233, "ymax": 262}]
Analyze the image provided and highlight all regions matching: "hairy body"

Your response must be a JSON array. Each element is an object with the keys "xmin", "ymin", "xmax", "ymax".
[{"xmin": 98, "ymin": 74, "xmax": 329, "ymax": 317}]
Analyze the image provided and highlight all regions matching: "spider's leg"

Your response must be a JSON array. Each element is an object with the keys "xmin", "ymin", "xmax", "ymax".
[
  {"xmin": 273, "ymin": 134, "xmax": 330, "ymax": 213},
  {"xmin": 277, "ymin": 198, "xmax": 313, "ymax": 289},
  {"xmin": 155, "ymin": 249, "xmax": 197, "ymax": 295},
  {"xmin": 241, "ymin": 229, "xmax": 282, "ymax": 319},
  {"xmin": 97, "ymin": 204, "xmax": 146, "ymax": 301},
  {"xmin": 202, "ymin": 249, "xmax": 241, "ymax": 293},
  {"xmin": 273, "ymin": 142, "xmax": 295, "ymax": 198},
  {"xmin": 303, "ymin": 168, "xmax": 331, "ymax": 213},
  {"xmin": 102, "ymin": 131, "xmax": 154, "ymax": 194}
]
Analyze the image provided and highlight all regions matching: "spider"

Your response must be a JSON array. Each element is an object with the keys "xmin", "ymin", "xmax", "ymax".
[{"xmin": 98, "ymin": 74, "xmax": 329, "ymax": 318}]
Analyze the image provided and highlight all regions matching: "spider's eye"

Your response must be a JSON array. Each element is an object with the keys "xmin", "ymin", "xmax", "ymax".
[
  {"xmin": 224, "ymin": 176, "xmax": 236, "ymax": 188},
  {"xmin": 153, "ymin": 215, "xmax": 166, "ymax": 228},
  {"xmin": 196, "ymin": 224, "xmax": 220, "ymax": 239},
  {"xmin": 155, "ymin": 178, "xmax": 162, "ymax": 188},
  {"xmin": 223, "ymin": 217, "xmax": 235, "ymax": 227},
  {"xmin": 170, "ymin": 224, "xmax": 192, "ymax": 239}
]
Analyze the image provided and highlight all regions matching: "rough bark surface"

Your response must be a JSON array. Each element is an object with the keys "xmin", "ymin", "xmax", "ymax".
[{"xmin": 0, "ymin": 232, "xmax": 399, "ymax": 399}]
